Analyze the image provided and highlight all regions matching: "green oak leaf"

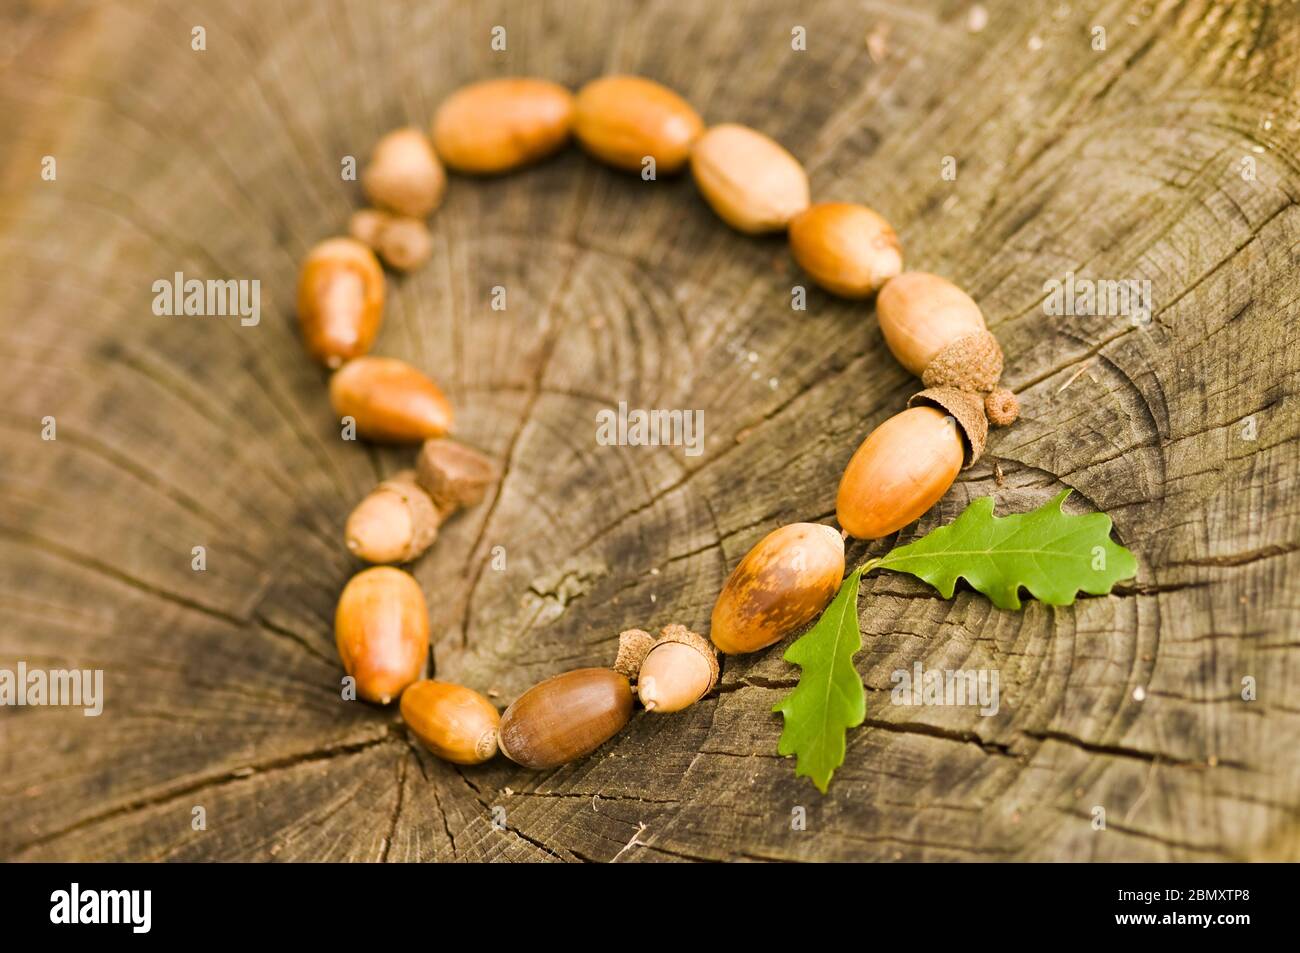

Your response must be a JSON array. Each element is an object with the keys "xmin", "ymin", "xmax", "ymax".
[
  {"xmin": 772, "ymin": 566, "xmax": 866, "ymax": 793},
  {"xmin": 772, "ymin": 491, "xmax": 1138, "ymax": 792},
  {"xmin": 875, "ymin": 490, "xmax": 1137, "ymax": 610}
]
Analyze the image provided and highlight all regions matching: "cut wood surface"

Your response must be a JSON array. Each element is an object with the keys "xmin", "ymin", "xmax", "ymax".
[{"xmin": 2, "ymin": 0, "xmax": 1298, "ymax": 862}]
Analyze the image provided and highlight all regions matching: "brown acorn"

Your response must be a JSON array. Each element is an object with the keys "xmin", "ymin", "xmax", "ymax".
[
  {"xmin": 637, "ymin": 625, "xmax": 718, "ymax": 713},
  {"xmin": 297, "ymin": 237, "xmax": 385, "ymax": 368},
  {"xmin": 329, "ymin": 356, "xmax": 454, "ymax": 443},
  {"xmin": 345, "ymin": 470, "xmax": 440, "ymax": 564},
  {"xmin": 400, "ymin": 680, "xmax": 500, "ymax": 765},
  {"xmin": 710, "ymin": 523, "xmax": 846, "ymax": 655},
  {"xmin": 497, "ymin": 668, "xmax": 634, "ymax": 769},
  {"xmin": 335, "ymin": 566, "xmax": 429, "ymax": 705}
]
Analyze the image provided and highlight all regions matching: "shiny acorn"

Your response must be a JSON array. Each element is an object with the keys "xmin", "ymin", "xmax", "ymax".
[
  {"xmin": 788, "ymin": 202, "xmax": 902, "ymax": 298},
  {"xmin": 335, "ymin": 566, "xmax": 429, "ymax": 705},
  {"xmin": 637, "ymin": 625, "xmax": 718, "ymax": 713},
  {"xmin": 574, "ymin": 75, "xmax": 703, "ymax": 174},
  {"xmin": 329, "ymin": 356, "xmax": 454, "ymax": 443},
  {"xmin": 497, "ymin": 668, "xmax": 634, "ymax": 769},
  {"xmin": 710, "ymin": 523, "xmax": 846, "ymax": 655},
  {"xmin": 835, "ymin": 389, "xmax": 988, "ymax": 540},
  {"xmin": 432, "ymin": 77, "xmax": 575, "ymax": 174},
  {"xmin": 400, "ymin": 680, "xmax": 500, "ymax": 765},
  {"xmin": 297, "ymin": 237, "xmax": 385, "ymax": 368}
]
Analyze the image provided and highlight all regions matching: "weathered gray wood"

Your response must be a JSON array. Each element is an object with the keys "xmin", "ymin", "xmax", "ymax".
[{"xmin": 1, "ymin": 0, "xmax": 1298, "ymax": 862}]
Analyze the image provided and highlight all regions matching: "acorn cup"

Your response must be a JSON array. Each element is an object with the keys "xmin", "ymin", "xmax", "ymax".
[
  {"xmin": 613, "ymin": 628, "xmax": 656, "ymax": 679},
  {"xmin": 415, "ymin": 438, "xmax": 496, "ymax": 514}
]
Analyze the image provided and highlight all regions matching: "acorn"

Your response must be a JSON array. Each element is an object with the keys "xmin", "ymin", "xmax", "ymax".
[
  {"xmin": 788, "ymin": 202, "xmax": 902, "ymax": 298},
  {"xmin": 335, "ymin": 566, "xmax": 429, "ymax": 705},
  {"xmin": 835, "ymin": 389, "xmax": 986, "ymax": 540},
  {"xmin": 400, "ymin": 680, "xmax": 500, "ymax": 765},
  {"xmin": 876, "ymin": 271, "xmax": 1019, "ymax": 425},
  {"xmin": 345, "ymin": 470, "xmax": 440, "ymax": 564},
  {"xmin": 362, "ymin": 127, "xmax": 446, "ymax": 219},
  {"xmin": 329, "ymin": 356, "xmax": 454, "ymax": 443},
  {"xmin": 497, "ymin": 668, "xmax": 634, "ymax": 769},
  {"xmin": 432, "ymin": 77, "xmax": 576, "ymax": 174},
  {"xmin": 573, "ymin": 75, "xmax": 703, "ymax": 174},
  {"xmin": 348, "ymin": 208, "xmax": 389, "ymax": 247},
  {"xmin": 349, "ymin": 209, "xmax": 433, "ymax": 272},
  {"xmin": 690, "ymin": 123, "xmax": 810, "ymax": 234},
  {"xmin": 414, "ymin": 438, "xmax": 496, "ymax": 513},
  {"xmin": 710, "ymin": 523, "xmax": 846, "ymax": 655},
  {"xmin": 297, "ymin": 237, "xmax": 385, "ymax": 368},
  {"xmin": 637, "ymin": 625, "xmax": 718, "ymax": 713}
]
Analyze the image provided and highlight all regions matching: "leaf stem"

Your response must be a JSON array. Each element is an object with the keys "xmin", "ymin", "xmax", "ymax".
[{"xmin": 854, "ymin": 557, "xmax": 883, "ymax": 577}]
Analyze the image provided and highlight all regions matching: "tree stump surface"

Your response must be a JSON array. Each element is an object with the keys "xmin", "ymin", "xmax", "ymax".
[{"xmin": 2, "ymin": 0, "xmax": 1298, "ymax": 862}]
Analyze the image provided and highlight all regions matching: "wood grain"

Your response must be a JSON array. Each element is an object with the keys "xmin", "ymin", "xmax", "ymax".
[{"xmin": 1, "ymin": 0, "xmax": 1297, "ymax": 862}]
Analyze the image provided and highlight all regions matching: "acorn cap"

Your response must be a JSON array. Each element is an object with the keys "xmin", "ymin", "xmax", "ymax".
[
  {"xmin": 613, "ymin": 628, "xmax": 655, "ymax": 678},
  {"xmin": 908, "ymin": 386, "xmax": 988, "ymax": 467},
  {"xmin": 985, "ymin": 386, "xmax": 1020, "ymax": 426},
  {"xmin": 921, "ymin": 329, "xmax": 1004, "ymax": 393},
  {"xmin": 415, "ymin": 439, "xmax": 496, "ymax": 514},
  {"xmin": 653, "ymin": 624, "xmax": 719, "ymax": 694}
]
